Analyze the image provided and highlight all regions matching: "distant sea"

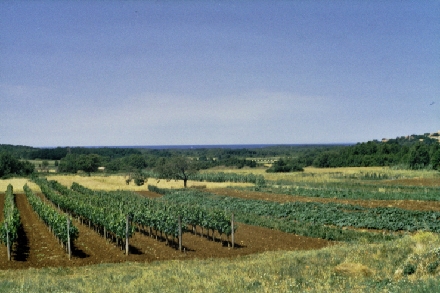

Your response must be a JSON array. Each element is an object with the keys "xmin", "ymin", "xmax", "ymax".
[{"xmin": 70, "ymin": 143, "xmax": 354, "ymax": 150}]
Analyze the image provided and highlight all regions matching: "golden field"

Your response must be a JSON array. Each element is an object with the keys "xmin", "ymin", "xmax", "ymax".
[
  {"xmin": 0, "ymin": 178, "xmax": 40, "ymax": 193},
  {"xmin": 202, "ymin": 166, "xmax": 440, "ymax": 184},
  {"xmin": 45, "ymin": 174, "xmax": 253, "ymax": 191}
]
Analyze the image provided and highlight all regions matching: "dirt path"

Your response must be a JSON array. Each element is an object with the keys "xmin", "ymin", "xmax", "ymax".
[
  {"xmin": 0, "ymin": 193, "xmax": 334, "ymax": 270},
  {"xmin": 208, "ymin": 189, "xmax": 440, "ymax": 212}
]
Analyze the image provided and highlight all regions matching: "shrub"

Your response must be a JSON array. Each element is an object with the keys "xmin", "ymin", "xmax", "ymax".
[
  {"xmin": 134, "ymin": 178, "xmax": 144, "ymax": 186},
  {"xmin": 403, "ymin": 263, "xmax": 417, "ymax": 276},
  {"xmin": 427, "ymin": 261, "xmax": 439, "ymax": 274}
]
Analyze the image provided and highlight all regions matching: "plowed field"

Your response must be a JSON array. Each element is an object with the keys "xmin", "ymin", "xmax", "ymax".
[{"xmin": 0, "ymin": 193, "xmax": 333, "ymax": 270}]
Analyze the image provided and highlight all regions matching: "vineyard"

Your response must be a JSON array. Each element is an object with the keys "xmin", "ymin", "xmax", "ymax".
[
  {"xmin": 0, "ymin": 183, "xmax": 333, "ymax": 270},
  {"xmin": 33, "ymin": 178, "xmax": 236, "ymax": 251},
  {"xmin": 0, "ymin": 173, "xmax": 439, "ymax": 273}
]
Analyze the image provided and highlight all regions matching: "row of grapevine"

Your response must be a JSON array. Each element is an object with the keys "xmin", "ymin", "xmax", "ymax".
[
  {"xmin": 33, "ymin": 178, "xmax": 133, "ymax": 251},
  {"xmin": 69, "ymin": 182, "xmax": 236, "ymax": 246},
  {"xmin": 23, "ymin": 184, "xmax": 78, "ymax": 253},
  {"xmin": 37, "ymin": 179, "xmax": 182, "ymax": 249},
  {"xmin": 0, "ymin": 184, "xmax": 20, "ymax": 260}
]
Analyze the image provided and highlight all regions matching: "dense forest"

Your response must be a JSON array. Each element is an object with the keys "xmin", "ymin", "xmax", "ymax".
[
  {"xmin": 1, "ymin": 132, "xmax": 439, "ymax": 177},
  {"xmin": 311, "ymin": 134, "xmax": 440, "ymax": 170}
]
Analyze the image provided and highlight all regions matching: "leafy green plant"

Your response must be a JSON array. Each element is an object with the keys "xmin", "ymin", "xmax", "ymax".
[
  {"xmin": 0, "ymin": 184, "xmax": 20, "ymax": 246},
  {"xmin": 23, "ymin": 184, "xmax": 78, "ymax": 245}
]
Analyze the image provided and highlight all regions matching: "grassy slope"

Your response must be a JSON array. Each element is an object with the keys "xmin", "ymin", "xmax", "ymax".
[{"xmin": 0, "ymin": 232, "xmax": 439, "ymax": 292}]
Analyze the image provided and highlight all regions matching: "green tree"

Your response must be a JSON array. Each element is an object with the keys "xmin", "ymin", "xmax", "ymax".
[
  {"xmin": 133, "ymin": 171, "xmax": 146, "ymax": 186},
  {"xmin": 58, "ymin": 154, "xmax": 101, "ymax": 174},
  {"xmin": 430, "ymin": 148, "xmax": 440, "ymax": 170},
  {"xmin": 408, "ymin": 143, "xmax": 430, "ymax": 169},
  {"xmin": 58, "ymin": 154, "xmax": 78, "ymax": 173},
  {"xmin": 77, "ymin": 154, "xmax": 101, "ymax": 174},
  {"xmin": 0, "ymin": 152, "xmax": 34, "ymax": 178},
  {"xmin": 125, "ymin": 154, "xmax": 147, "ymax": 170},
  {"xmin": 154, "ymin": 157, "xmax": 199, "ymax": 188},
  {"xmin": 266, "ymin": 158, "xmax": 304, "ymax": 173},
  {"xmin": 42, "ymin": 160, "xmax": 49, "ymax": 172}
]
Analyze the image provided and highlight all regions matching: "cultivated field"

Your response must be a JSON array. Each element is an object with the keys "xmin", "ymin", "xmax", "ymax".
[
  {"xmin": 0, "ymin": 167, "xmax": 439, "ymax": 292},
  {"xmin": 202, "ymin": 166, "xmax": 440, "ymax": 184}
]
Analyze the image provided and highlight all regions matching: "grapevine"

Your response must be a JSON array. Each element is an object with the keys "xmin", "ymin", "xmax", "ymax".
[
  {"xmin": 23, "ymin": 184, "xmax": 78, "ymax": 245},
  {"xmin": 0, "ymin": 184, "xmax": 20, "ymax": 247}
]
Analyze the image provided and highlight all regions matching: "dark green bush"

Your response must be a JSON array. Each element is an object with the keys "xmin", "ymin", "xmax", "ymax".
[
  {"xmin": 403, "ymin": 263, "xmax": 417, "ymax": 276},
  {"xmin": 427, "ymin": 261, "xmax": 439, "ymax": 274}
]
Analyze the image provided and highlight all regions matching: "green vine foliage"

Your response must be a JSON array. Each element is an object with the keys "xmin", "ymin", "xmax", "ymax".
[
  {"xmin": 33, "ymin": 179, "xmax": 133, "ymax": 240},
  {"xmin": 23, "ymin": 184, "xmax": 78, "ymax": 244},
  {"xmin": 71, "ymin": 182, "xmax": 234, "ymax": 238},
  {"xmin": 0, "ymin": 184, "xmax": 20, "ymax": 245}
]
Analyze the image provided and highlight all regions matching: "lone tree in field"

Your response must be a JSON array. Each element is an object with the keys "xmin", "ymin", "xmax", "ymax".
[
  {"xmin": 41, "ymin": 160, "xmax": 49, "ymax": 172},
  {"xmin": 155, "ymin": 157, "xmax": 198, "ymax": 188}
]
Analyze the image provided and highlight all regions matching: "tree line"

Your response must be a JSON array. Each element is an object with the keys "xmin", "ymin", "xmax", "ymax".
[
  {"xmin": 1, "ymin": 133, "xmax": 438, "ymax": 177},
  {"xmin": 311, "ymin": 136, "xmax": 440, "ymax": 170}
]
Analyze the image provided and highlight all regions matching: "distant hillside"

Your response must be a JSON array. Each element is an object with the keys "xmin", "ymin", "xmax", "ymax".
[
  {"xmin": 2, "ymin": 132, "xmax": 439, "ymax": 173},
  {"xmin": 311, "ymin": 131, "xmax": 440, "ymax": 170}
]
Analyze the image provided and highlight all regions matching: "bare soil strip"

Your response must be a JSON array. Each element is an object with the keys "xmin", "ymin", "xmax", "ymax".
[
  {"xmin": 382, "ymin": 178, "xmax": 440, "ymax": 187},
  {"xmin": 208, "ymin": 189, "xmax": 440, "ymax": 212},
  {"xmin": 0, "ymin": 193, "xmax": 333, "ymax": 270}
]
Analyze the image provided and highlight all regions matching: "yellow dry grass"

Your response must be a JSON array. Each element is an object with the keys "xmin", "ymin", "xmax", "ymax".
[
  {"xmin": 48, "ymin": 174, "xmax": 253, "ymax": 191},
  {"xmin": 202, "ymin": 166, "xmax": 439, "ymax": 183},
  {"xmin": 0, "ymin": 178, "xmax": 41, "ymax": 193}
]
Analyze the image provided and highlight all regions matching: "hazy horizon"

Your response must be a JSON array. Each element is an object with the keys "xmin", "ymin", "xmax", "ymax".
[{"xmin": 1, "ymin": 1, "xmax": 439, "ymax": 147}]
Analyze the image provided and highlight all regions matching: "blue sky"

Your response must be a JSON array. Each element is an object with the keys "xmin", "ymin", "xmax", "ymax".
[{"xmin": 1, "ymin": 1, "xmax": 439, "ymax": 147}]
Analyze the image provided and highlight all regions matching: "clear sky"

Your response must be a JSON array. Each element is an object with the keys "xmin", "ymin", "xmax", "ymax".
[{"xmin": 1, "ymin": 1, "xmax": 439, "ymax": 147}]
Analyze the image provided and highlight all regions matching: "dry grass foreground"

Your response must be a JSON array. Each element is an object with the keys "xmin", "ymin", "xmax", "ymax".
[{"xmin": 0, "ymin": 232, "xmax": 439, "ymax": 292}]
